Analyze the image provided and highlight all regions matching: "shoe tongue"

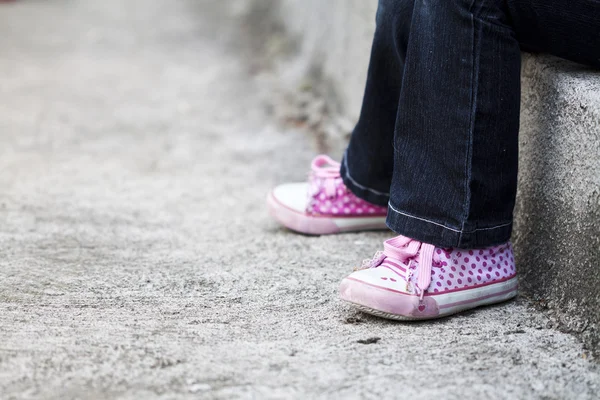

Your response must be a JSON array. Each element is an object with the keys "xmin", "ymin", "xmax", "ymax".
[
  {"xmin": 383, "ymin": 241, "xmax": 404, "ymax": 262},
  {"xmin": 382, "ymin": 235, "xmax": 436, "ymax": 295},
  {"xmin": 383, "ymin": 236, "xmax": 420, "ymax": 264}
]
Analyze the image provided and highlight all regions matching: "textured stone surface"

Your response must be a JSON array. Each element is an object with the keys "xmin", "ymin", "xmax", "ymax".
[
  {"xmin": 515, "ymin": 54, "xmax": 600, "ymax": 355},
  {"xmin": 265, "ymin": 0, "xmax": 600, "ymax": 356},
  {"xmin": 0, "ymin": 1, "xmax": 599, "ymax": 399}
]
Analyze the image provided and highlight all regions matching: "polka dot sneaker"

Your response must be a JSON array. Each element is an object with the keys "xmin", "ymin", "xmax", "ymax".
[
  {"xmin": 340, "ymin": 235, "xmax": 518, "ymax": 320},
  {"xmin": 267, "ymin": 155, "xmax": 388, "ymax": 235}
]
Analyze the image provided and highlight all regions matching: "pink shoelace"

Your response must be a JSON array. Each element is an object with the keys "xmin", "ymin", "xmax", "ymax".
[
  {"xmin": 362, "ymin": 236, "xmax": 440, "ymax": 298},
  {"xmin": 310, "ymin": 155, "xmax": 345, "ymax": 198}
]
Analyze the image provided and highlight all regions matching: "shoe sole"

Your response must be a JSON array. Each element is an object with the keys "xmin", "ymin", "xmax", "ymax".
[
  {"xmin": 267, "ymin": 191, "xmax": 388, "ymax": 235},
  {"xmin": 340, "ymin": 276, "xmax": 518, "ymax": 320}
]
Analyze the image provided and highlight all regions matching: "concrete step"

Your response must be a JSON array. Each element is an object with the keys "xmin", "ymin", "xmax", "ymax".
[{"xmin": 515, "ymin": 53, "xmax": 600, "ymax": 354}]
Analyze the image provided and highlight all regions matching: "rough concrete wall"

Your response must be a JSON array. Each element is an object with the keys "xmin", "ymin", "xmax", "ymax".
[
  {"xmin": 265, "ymin": 1, "xmax": 600, "ymax": 354},
  {"xmin": 254, "ymin": 0, "xmax": 378, "ymax": 158},
  {"xmin": 277, "ymin": 0, "xmax": 377, "ymax": 119},
  {"xmin": 515, "ymin": 54, "xmax": 600, "ymax": 353}
]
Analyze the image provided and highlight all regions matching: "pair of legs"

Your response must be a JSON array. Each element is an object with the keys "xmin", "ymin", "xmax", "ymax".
[
  {"xmin": 343, "ymin": 0, "xmax": 600, "ymax": 248},
  {"xmin": 268, "ymin": 0, "xmax": 599, "ymax": 319}
]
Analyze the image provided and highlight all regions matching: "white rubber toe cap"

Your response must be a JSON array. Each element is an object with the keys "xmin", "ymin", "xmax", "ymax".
[{"xmin": 271, "ymin": 182, "xmax": 309, "ymax": 213}]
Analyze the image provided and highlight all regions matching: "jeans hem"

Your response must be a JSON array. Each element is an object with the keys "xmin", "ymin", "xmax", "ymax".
[
  {"xmin": 340, "ymin": 157, "xmax": 390, "ymax": 207},
  {"xmin": 386, "ymin": 203, "xmax": 512, "ymax": 248}
]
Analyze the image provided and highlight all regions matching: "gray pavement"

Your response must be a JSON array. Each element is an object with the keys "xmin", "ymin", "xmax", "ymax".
[{"xmin": 0, "ymin": 1, "xmax": 598, "ymax": 399}]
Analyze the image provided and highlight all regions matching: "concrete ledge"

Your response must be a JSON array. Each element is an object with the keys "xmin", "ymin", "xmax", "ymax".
[
  {"xmin": 515, "ymin": 54, "xmax": 600, "ymax": 354},
  {"xmin": 254, "ymin": 1, "xmax": 600, "ymax": 354}
]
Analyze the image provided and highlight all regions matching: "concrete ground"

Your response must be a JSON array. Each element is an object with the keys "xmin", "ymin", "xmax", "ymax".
[{"xmin": 0, "ymin": 1, "xmax": 598, "ymax": 399}]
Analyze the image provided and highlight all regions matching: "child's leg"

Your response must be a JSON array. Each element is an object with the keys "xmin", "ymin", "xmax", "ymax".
[
  {"xmin": 267, "ymin": 0, "xmax": 416, "ymax": 235},
  {"xmin": 341, "ymin": 0, "xmax": 522, "ymax": 318},
  {"xmin": 340, "ymin": 0, "xmax": 415, "ymax": 207},
  {"xmin": 387, "ymin": 0, "xmax": 521, "ymax": 248}
]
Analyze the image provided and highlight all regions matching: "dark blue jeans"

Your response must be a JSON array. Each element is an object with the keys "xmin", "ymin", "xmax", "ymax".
[{"xmin": 341, "ymin": 0, "xmax": 600, "ymax": 248}]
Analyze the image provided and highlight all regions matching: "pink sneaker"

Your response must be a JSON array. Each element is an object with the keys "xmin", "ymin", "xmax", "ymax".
[
  {"xmin": 340, "ymin": 235, "xmax": 518, "ymax": 320},
  {"xmin": 267, "ymin": 155, "xmax": 388, "ymax": 235}
]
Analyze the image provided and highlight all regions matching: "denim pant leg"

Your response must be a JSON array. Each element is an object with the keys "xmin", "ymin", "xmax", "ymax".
[
  {"xmin": 340, "ymin": 0, "xmax": 415, "ymax": 207},
  {"xmin": 344, "ymin": 0, "xmax": 598, "ymax": 248},
  {"xmin": 507, "ymin": 0, "xmax": 600, "ymax": 69},
  {"xmin": 387, "ymin": 0, "xmax": 521, "ymax": 248}
]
